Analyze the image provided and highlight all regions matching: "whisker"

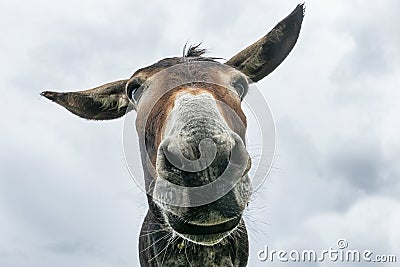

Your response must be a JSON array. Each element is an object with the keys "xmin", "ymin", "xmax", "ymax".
[
  {"xmin": 139, "ymin": 228, "xmax": 167, "ymax": 238},
  {"xmin": 148, "ymin": 233, "xmax": 173, "ymax": 263},
  {"xmin": 140, "ymin": 232, "xmax": 170, "ymax": 254}
]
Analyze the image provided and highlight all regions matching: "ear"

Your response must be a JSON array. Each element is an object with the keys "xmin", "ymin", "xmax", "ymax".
[
  {"xmin": 41, "ymin": 79, "xmax": 132, "ymax": 120},
  {"xmin": 226, "ymin": 4, "xmax": 305, "ymax": 82}
]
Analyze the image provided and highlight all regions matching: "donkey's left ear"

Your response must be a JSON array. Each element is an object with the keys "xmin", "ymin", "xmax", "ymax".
[
  {"xmin": 226, "ymin": 4, "xmax": 305, "ymax": 82},
  {"xmin": 41, "ymin": 79, "xmax": 132, "ymax": 120}
]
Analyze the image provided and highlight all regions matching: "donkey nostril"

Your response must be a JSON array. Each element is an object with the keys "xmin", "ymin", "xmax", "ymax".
[
  {"xmin": 162, "ymin": 144, "xmax": 182, "ymax": 170},
  {"xmin": 228, "ymin": 133, "xmax": 251, "ymax": 172},
  {"xmin": 160, "ymin": 137, "xmax": 217, "ymax": 173}
]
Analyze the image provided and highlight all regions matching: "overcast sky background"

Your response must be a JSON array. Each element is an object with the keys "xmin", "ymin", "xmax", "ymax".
[{"xmin": 1, "ymin": 0, "xmax": 399, "ymax": 266}]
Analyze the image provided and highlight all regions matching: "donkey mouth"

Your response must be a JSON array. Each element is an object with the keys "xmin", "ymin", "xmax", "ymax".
[{"xmin": 166, "ymin": 212, "xmax": 241, "ymax": 236}]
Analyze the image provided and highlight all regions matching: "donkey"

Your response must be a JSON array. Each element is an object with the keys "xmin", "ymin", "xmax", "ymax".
[{"xmin": 42, "ymin": 4, "xmax": 304, "ymax": 266}]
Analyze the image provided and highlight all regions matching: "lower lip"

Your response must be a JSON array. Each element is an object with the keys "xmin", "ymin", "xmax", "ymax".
[{"xmin": 167, "ymin": 212, "xmax": 241, "ymax": 235}]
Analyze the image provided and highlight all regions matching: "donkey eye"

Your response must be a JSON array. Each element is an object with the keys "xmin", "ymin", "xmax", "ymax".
[
  {"xmin": 126, "ymin": 79, "xmax": 144, "ymax": 105},
  {"xmin": 231, "ymin": 77, "xmax": 248, "ymax": 100},
  {"xmin": 235, "ymin": 83, "xmax": 246, "ymax": 98}
]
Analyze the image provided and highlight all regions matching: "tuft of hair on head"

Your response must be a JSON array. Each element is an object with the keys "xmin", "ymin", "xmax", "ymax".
[{"xmin": 183, "ymin": 43, "xmax": 207, "ymax": 58}]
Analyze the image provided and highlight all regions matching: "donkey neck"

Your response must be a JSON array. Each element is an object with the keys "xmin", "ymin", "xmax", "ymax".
[{"xmin": 139, "ymin": 210, "xmax": 249, "ymax": 267}]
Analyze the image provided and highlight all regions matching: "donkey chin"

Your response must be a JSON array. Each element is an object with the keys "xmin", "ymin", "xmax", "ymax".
[{"xmin": 152, "ymin": 92, "xmax": 252, "ymax": 246}]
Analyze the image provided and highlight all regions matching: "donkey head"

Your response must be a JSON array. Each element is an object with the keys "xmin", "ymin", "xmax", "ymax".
[{"xmin": 42, "ymin": 4, "xmax": 304, "ymax": 248}]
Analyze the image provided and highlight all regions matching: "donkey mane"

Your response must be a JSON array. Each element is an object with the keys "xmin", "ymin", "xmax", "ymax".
[{"xmin": 184, "ymin": 43, "xmax": 207, "ymax": 58}]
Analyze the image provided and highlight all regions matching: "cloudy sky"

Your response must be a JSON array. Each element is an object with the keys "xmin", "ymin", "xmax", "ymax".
[{"xmin": 1, "ymin": 0, "xmax": 399, "ymax": 266}]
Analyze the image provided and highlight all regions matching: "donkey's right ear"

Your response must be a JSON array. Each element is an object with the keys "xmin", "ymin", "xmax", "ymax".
[{"xmin": 41, "ymin": 79, "xmax": 133, "ymax": 120}]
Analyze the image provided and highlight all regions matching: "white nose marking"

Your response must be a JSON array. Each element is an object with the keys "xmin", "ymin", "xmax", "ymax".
[{"xmin": 163, "ymin": 91, "xmax": 228, "ymax": 137}]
